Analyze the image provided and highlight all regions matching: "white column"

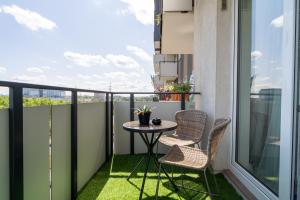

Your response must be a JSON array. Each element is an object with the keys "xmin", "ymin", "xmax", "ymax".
[{"xmin": 193, "ymin": 0, "xmax": 234, "ymax": 171}]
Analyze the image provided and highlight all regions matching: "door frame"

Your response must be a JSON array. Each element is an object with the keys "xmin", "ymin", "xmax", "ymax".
[{"xmin": 229, "ymin": 0, "xmax": 297, "ymax": 199}]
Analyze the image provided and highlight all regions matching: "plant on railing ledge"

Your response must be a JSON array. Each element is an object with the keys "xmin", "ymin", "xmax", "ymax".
[{"xmin": 156, "ymin": 82, "xmax": 192, "ymax": 101}]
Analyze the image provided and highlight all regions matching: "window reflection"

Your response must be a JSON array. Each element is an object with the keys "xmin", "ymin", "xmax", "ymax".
[{"xmin": 237, "ymin": 0, "xmax": 283, "ymax": 195}]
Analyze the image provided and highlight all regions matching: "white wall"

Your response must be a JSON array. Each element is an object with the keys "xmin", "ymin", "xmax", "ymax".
[
  {"xmin": 0, "ymin": 109, "xmax": 9, "ymax": 200},
  {"xmin": 193, "ymin": 0, "xmax": 234, "ymax": 171}
]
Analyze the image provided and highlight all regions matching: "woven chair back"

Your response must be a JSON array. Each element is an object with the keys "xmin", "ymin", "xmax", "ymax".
[
  {"xmin": 207, "ymin": 118, "xmax": 231, "ymax": 163},
  {"xmin": 175, "ymin": 110, "xmax": 207, "ymax": 142}
]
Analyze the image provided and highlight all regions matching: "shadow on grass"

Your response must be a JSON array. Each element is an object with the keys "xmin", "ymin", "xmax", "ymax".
[{"xmin": 77, "ymin": 155, "xmax": 243, "ymax": 200}]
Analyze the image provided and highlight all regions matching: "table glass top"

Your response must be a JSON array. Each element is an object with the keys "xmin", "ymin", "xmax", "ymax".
[{"xmin": 123, "ymin": 120, "xmax": 177, "ymax": 133}]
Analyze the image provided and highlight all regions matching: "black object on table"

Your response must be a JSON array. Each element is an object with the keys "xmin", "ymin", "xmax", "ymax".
[{"xmin": 123, "ymin": 120, "xmax": 178, "ymax": 200}]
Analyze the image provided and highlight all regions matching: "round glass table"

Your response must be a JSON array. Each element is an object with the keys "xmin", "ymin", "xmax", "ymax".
[{"xmin": 123, "ymin": 120, "xmax": 178, "ymax": 200}]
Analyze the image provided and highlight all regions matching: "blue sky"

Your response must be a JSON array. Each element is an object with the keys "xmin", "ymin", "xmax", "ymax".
[{"xmin": 0, "ymin": 0, "xmax": 154, "ymax": 92}]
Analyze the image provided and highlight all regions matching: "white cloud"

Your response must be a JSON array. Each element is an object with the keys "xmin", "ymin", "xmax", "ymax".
[
  {"xmin": 106, "ymin": 54, "xmax": 140, "ymax": 69},
  {"xmin": 92, "ymin": 74, "xmax": 102, "ymax": 79},
  {"xmin": 271, "ymin": 15, "xmax": 283, "ymax": 28},
  {"xmin": 251, "ymin": 50, "xmax": 263, "ymax": 60},
  {"xmin": 14, "ymin": 75, "xmax": 47, "ymax": 82},
  {"xmin": 120, "ymin": 0, "xmax": 154, "ymax": 25},
  {"xmin": 64, "ymin": 51, "xmax": 109, "ymax": 67},
  {"xmin": 1, "ymin": 5, "xmax": 57, "ymax": 31},
  {"xmin": 0, "ymin": 67, "xmax": 7, "ymax": 73},
  {"xmin": 77, "ymin": 74, "xmax": 93, "ymax": 80},
  {"xmin": 126, "ymin": 45, "xmax": 152, "ymax": 61},
  {"xmin": 56, "ymin": 75, "xmax": 72, "ymax": 81},
  {"xmin": 26, "ymin": 67, "xmax": 44, "ymax": 73},
  {"xmin": 41, "ymin": 66, "xmax": 51, "ymax": 70},
  {"xmin": 64, "ymin": 51, "xmax": 141, "ymax": 70},
  {"xmin": 66, "ymin": 65, "xmax": 73, "ymax": 69}
]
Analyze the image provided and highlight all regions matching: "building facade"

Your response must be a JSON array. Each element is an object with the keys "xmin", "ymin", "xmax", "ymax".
[
  {"xmin": 23, "ymin": 88, "xmax": 66, "ymax": 99},
  {"xmin": 156, "ymin": 0, "xmax": 300, "ymax": 199},
  {"xmin": 153, "ymin": 0, "xmax": 194, "ymax": 90}
]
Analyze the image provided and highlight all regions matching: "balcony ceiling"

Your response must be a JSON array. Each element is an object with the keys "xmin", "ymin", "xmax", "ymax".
[{"xmin": 161, "ymin": 12, "xmax": 194, "ymax": 54}]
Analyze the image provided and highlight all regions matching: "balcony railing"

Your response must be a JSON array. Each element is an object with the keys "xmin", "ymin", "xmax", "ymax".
[{"xmin": 0, "ymin": 81, "xmax": 200, "ymax": 200}]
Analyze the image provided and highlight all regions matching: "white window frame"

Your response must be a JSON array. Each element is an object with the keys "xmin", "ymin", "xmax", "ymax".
[{"xmin": 229, "ymin": 0, "xmax": 296, "ymax": 199}]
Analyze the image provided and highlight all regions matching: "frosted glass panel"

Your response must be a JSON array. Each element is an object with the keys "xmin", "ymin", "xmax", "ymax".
[
  {"xmin": 114, "ymin": 102, "xmax": 130, "ymax": 155},
  {"xmin": 24, "ymin": 106, "xmax": 50, "ymax": 200},
  {"xmin": 78, "ymin": 103, "xmax": 106, "ymax": 191},
  {"xmin": 0, "ymin": 109, "xmax": 9, "ymax": 200},
  {"xmin": 52, "ymin": 105, "xmax": 71, "ymax": 200}
]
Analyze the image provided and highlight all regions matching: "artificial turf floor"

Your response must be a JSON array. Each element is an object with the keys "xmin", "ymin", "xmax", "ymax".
[{"xmin": 77, "ymin": 155, "xmax": 243, "ymax": 200}]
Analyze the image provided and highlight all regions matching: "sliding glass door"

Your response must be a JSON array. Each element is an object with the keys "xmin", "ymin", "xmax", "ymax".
[{"xmin": 236, "ymin": 0, "xmax": 295, "ymax": 198}]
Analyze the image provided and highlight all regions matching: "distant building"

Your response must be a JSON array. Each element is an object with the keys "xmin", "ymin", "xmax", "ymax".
[{"xmin": 23, "ymin": 88, "xmax": 66, "ymax": 98}]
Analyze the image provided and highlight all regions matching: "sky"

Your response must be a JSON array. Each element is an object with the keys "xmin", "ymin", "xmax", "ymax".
[
  {"xmin": 248, "ymin": 0, "xmax": 284, "ymax": 93},
  {"xmin": 0, "ymin": 0, "xmax": 155, "ymax": 93}
]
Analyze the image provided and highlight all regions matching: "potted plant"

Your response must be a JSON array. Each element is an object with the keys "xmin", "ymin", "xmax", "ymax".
[
  {"xmin": 171, "ymin": 83, "xmax": 192, "ymax": 101},
  {"xmin": 135, "ymin": 105, "xmax": 153, "ymax": 126}
]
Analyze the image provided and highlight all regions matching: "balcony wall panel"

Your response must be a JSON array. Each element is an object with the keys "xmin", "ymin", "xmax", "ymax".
[
  {"xmin": 0, "ymin": 109, "xmax": 9, "ymax": 200},
  {"xmin": 77, "ymin": 102, "xmax": 106, "ymax": 191},
  {"xmin": 24, "ymin": 106, "xmax": 50, "ymax": 200},
  {"xmin": 114, "ymin": 102, "xmax": 130, "ymax": 154},
  {"xmin": 52, "ymin": 105, "xmax": 71, "ymax": 200}
]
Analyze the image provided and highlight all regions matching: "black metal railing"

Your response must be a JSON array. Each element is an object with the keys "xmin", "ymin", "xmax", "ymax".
[{"xmin": 0, "ymin": 81, "xmax": 200, "ymax": 200}]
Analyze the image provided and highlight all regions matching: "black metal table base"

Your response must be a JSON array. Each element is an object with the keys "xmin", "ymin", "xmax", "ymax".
[{"xmin": 127, "ymin": 132, "xmax": 178, "ymax": 200}]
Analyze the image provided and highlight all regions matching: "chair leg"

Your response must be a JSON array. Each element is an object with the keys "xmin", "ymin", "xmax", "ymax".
[
  {"xmin": 156, "ymin": 142, "xmax": 159, "ymax": 159},
  {"xmin": 155, "ymin": 163, "xmax": 162, "ymax": 200},
  {"xmin": 171, "ymin": 166, "xmax": 174, "ymax": 181},
  {"xmin": 203, "ymin": 169, "xmax": 212, "ymax": 199},
  {"xmin": 209, "ymin": 167, "xmax": 221, "ymax": 199},
  {"xmin": 212, "ymin": 173, "xmax": 221, "ymax": 199}
]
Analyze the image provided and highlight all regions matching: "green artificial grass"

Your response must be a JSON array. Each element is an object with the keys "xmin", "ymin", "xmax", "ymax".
[{"xmin": 77, "ymin": 155, "xmax": 243, "ymax": 200}]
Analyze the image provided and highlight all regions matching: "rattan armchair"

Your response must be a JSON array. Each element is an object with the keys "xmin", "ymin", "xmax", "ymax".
[
  {"xmin": 155, "ymin": 118, "xmax": 231, "ymax": 199},
  {"xmin": 158, "ymin": 110, "xmax": 207, "ymax": 149}
]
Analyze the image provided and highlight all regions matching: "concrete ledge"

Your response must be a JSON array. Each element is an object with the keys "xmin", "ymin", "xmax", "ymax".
[{"xmin": 223, "ymin": 170, "xmax": 257, "ymax": 200}]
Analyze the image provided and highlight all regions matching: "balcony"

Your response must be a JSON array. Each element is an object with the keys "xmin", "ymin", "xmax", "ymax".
[{"xmin": 0, "ymin": 81, "xmax": 242, "ymax": 200}]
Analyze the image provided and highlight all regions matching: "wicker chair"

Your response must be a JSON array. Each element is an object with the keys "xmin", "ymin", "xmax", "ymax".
[
  {"xmin": 155, "ymin": 118, "xmax": 231, "ymax": 199},
  {"xmin": 158, "ymin": 110, "xmax": 207, "ymax": 149}
]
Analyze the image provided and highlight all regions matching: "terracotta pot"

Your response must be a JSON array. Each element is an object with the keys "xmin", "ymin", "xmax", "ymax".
[
  {"xmin": 185, "ymin": 94, "xmax": 190, "ymax": 101},
  {"xmin": 171, "ymin": 94, "xmax": 180, "ymax": 101}
]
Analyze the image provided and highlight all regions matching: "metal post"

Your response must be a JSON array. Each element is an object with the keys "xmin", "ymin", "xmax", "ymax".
[
  {"xmin": 105, "ymin": 93, "xmax": 109, "ymax": 162},
  {"xmin": 71, "ymin": 91, "xmax": 78, "ymax": 200},
  {"xmin": 130, "ymin": 94, "xmax": 135, "ymax": 155},
  {"xmin": 9, "ymin": 86, "xmax": 23, "ymax": 200},
  {"xmin": 181, "ymin": 93, "xmax": 186, "ymax": 110},
  {"xmin": 110, "ymin": 93, "xmax": 114, "ymax": 157}
]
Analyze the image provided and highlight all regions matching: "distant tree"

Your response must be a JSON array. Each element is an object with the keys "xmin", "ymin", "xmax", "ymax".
[{"xmin": 0, "ymin": 96, "xmax": 69, "ymax": 109}]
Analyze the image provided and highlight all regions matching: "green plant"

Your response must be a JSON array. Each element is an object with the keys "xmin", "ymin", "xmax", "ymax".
[
  {"xmin": 0, "ymin": 96, "xmax": 69, "ymax": 109},
  {"xmin": 0, "ymin": 96, "xmax": 9, "ymax": 109},
  {"xmin": 135, "ymin": 105, "xmax": 153, "ymax": 115},
  {"xmin": 173, "ymin": 82, "xmax": 192, "ymax": 93}
]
